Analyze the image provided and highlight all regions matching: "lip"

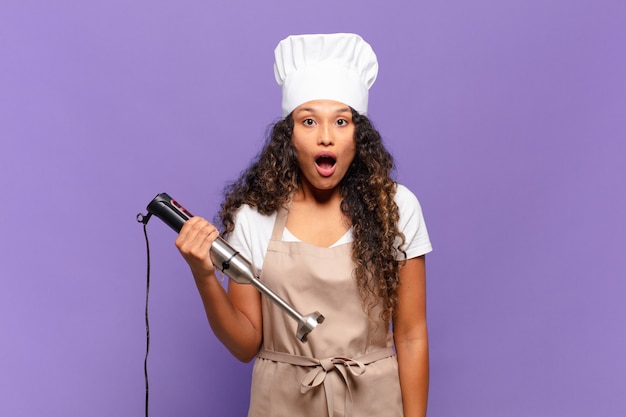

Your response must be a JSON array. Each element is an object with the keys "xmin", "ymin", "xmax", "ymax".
[{"xmin": 314, "ymin": 151, "xmax": 337, "ymax": 177}]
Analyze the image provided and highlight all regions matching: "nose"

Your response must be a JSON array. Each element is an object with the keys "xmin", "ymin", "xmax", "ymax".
[{"xmin": 318, "ymin": 124, "xmax": 334, "ymax": 146}]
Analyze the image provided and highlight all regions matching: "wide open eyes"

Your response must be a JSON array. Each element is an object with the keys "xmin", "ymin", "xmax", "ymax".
[{"xmin": 301, "ymin": 118, "xmax": 349, "ymax": 127}]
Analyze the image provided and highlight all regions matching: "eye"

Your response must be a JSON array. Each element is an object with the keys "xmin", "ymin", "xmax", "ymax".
[
  {"xmin": 336, "ymin": 118, "xmax": 349, "ymax": 127},
  {"xmin": 303, "ymin": 118, "xmax": 316, "ymax": 126}
]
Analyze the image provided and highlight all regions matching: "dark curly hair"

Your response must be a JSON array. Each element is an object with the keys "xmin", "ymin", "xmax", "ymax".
[{"xmin": 217, "ymin": 109, "xmax": 406, "ymax": 322}]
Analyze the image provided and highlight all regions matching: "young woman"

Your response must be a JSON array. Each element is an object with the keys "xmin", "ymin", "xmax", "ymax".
[{"xmin": 176, "ymin": 33, "xmax": 432, "ymax": 417}]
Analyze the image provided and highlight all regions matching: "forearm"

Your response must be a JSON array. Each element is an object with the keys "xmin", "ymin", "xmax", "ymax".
[
  {"xmin": 175, "ymin": 217, "xmax": 262, "ymax": 362},
  {"xmin": 193, "ymin": 271, "xmax": 262, "ymax": 362},
  {"xmin": 393, "ymin": 256, "xmax": 429, "ymax": 416},
  {"xmin": 396, "ymin": 336, "xmax": 429, "ymax": 417}
]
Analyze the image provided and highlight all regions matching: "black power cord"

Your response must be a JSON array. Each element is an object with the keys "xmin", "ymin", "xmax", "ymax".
[{"xmin": 136, "ymin": 213, "xmax": 152, "ymax": 417}]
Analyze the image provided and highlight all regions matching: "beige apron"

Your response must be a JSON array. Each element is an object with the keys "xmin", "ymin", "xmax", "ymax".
[{"xmin": 248, "ymin": 206, "xmax": 403, "ymax": 417}]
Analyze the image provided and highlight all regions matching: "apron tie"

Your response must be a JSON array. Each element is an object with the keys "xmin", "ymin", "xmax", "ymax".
[{"xmin": 258, "ymin": 348, "xmax": 394, "ymax": 417}]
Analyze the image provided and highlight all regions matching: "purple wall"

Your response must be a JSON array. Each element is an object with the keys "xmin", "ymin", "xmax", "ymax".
[{"xmin": 1, "ymin": 1, "xmax": 625, "ymax": 416}]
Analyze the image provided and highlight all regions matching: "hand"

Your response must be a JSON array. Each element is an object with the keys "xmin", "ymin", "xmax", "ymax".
[{"xmin": 175, "ymin": 216, "xmax": 220, "ymax": 279}]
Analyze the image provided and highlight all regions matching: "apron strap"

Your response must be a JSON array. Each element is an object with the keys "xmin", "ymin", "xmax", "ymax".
[
  {"xmin": 271, "ymin": 205, "xmax": 289, "ymax": 241},
  {"xmin": 258, "ymin": 348, "xmax": 395, "ymax": 417}
]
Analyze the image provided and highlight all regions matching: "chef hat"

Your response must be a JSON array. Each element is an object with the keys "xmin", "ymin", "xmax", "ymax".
[{"xmin": 274, "ymin": 33, "xmax": 378, "ymax": 117}]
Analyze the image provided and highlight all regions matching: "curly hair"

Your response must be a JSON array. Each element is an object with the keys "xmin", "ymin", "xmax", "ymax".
[{"xmin": 217, "ymin": 109, "xmax": 406, "ymax": 322}]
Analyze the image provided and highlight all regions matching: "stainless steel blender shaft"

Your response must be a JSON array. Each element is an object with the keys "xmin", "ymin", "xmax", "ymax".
[{"xmin": 210, "ymin": 237, "xmax": 325, "ymax": 342}]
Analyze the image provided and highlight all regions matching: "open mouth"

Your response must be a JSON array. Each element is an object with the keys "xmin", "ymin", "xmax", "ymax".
[
  {"xmin": 315, "ymin": 155, "xmax": 336, "ymax": 169},
  {"xmin": 315, "ymin": 154, "xmax": 337, "ymax": 177}
]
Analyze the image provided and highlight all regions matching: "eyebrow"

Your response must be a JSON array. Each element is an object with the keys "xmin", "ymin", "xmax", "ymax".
[{"xmin": 295, "ymin": 106, "xmax": 351, "ymax": 115}]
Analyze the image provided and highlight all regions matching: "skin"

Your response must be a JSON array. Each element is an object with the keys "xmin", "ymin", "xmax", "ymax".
[
  {"xmin": 286, "ymin": 100, "xmax": 355, "ymax": 245},
  {"xmin": 394, "ymin": 256, "xmax": 429, "ymax": 417},
  {"xmin": 176, "ymin": 99, "xmax": 428, "ymax": 416}
]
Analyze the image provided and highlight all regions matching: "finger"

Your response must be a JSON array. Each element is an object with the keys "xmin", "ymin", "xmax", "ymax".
[
  {"xmin": 177, "ymin": 217, "xmax": 210, "ymax": 246},
  {"xmin": 178, "ymin": 219, "xmax": 219, "ymax": 260},
  {"xmin": 191, "ymin": 223, "xmax": 219, "ymax": 256}
]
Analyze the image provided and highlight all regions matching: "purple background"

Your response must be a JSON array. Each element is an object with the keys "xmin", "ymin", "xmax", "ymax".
[{"xmin": 1, "ymin": 0, "xmax": 625, "ymax": 416}]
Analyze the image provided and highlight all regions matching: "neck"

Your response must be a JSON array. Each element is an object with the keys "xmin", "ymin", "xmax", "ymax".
[{"xmin": 294, "ymin": 181, "xmax": 342, "ymax": 206}]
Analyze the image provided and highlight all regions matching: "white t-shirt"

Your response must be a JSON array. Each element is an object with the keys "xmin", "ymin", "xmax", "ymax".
[{"xmin": 226, "ymin": 183, "xmax": 432, "ymax": 274}]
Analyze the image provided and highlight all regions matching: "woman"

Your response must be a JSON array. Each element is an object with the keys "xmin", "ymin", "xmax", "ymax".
[{"xmin": 176, "ymin": 33, "xmax": 432, "ymax": 417}]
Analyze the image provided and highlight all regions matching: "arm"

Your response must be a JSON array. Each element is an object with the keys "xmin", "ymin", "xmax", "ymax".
[
  {"xmin": 176, "ymin": 216, "xmax": 263, "ymax": 362},
  {"xmin": 393, "ymin": 255, "xmax": 429, "ymax": 417}
]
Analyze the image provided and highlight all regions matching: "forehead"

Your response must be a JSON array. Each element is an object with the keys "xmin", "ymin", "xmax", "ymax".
[{"xmin": 293, "ymin": 100, "xmax": 352, "ymax": 115}]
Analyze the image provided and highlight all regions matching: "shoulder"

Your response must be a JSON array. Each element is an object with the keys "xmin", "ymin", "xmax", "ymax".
[
  {"xmin": 227, "ymin": 205, "xmax": 276, "ymax": 272},
  {"xmin": 230, "ymin": 204, "xmax": 276, "ymax": 243},
  {"xmin": 394, "ymin": 183, "xmax": 424, "ymax": 218},
  {"xmin": 394, "ymin": 183, "xmax": 432, "ymax": 258},
  {"xmin": 232, "ymin": 204, "xmax": 276, "ymax": 224},
  {"xmin": 394, "ymin": 183, "xmax": 417, "ymax": 202}
]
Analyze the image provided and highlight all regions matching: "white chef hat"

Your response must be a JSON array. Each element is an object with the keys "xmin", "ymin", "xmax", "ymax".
[{"xmin": 274, "ymin": 33, "xmax": 378, "ymax": 117}]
